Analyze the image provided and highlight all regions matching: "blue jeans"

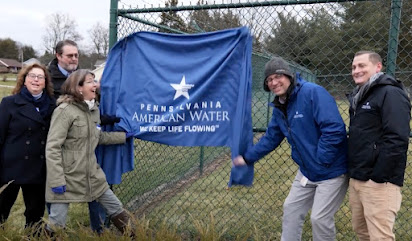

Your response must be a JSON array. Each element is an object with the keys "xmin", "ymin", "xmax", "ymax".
[
  {"xmin": 88, "ymin": 200, "xmax": 108, "ymax": 234},
  {"xmin": 46, "ymin": 200, "xmax": 108, "ymax": 233}
]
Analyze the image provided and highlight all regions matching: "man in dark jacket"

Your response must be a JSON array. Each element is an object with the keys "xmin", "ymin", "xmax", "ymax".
[
  {"xmin": 48, "ymin": 40, "xmax": 118, "ymax": 126},
  {"xmin": 348, "ymin": 51, "xmax": 410, "ymax": 240},
  {"xmin": 48, "ymin": 40, "xmax": 79, "ymax": 98}
]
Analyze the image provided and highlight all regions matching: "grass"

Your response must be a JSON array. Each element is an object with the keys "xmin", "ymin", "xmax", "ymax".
[
  {"xmin": 0, "ymin": 73, "xmax": 17, "ymax": 82},
  {"xmin": 123, "ymin": 140, "xmax": 412, "ymax": 240},
  {"xmin": 6, "ymin": 191, "xmax": 91, "ymax": 228},
  {"xmin": 0, "ymin": 80, "xmax": 17, "ymax": 86},
  {"xmin": 0, "ymin": 81, "xmax": 14, "ymax": 100},
  {"xmin": 114, "ymin": 142, "xmax": 228, "ymax": 205},
  {"xmin": 1, "ymin": 206, "xmax": 180, "ymax": 240}
]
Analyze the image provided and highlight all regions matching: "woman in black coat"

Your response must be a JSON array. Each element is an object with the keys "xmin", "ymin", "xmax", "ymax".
[{"xmin": 0, "ymin": 63, "xmax": 56, "ymax": 228}]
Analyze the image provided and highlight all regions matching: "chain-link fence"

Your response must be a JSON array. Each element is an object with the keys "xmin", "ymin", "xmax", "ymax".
[{"xmin": 109, "ymin": 0, "xmax": 412, "ymax": 239}]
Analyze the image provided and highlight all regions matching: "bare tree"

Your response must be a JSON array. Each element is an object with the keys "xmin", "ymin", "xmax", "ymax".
[
  {"xmin": 42, "ymin": 12, "xmax": 82, "ymax": 54},
  {"xmin": 89, "ymin": 22, "xmax": 109, "ymax": 58}
]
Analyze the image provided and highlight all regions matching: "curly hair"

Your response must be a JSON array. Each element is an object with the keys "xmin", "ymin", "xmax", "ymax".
[{"xmin": 12, "ymin": 63, "xmax": 54, "ymax": 96}]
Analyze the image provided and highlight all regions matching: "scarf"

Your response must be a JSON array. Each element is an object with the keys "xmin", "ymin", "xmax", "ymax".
[
  {"xmin": 352, "ymin": 72, "xmax": 384, "ymax": 110},
  {"xmin": 20, "ymin": 86, "xmax": 51, "ymax": 119},
  {"xmin": 84, "ymin": 99, "xmax": 95, "ymax": 110}
]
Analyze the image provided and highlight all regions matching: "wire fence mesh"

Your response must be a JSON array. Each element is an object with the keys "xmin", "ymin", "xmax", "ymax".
[{"xmin": 111, "ymin": 0, "xmax": 412, "ymax": 239}]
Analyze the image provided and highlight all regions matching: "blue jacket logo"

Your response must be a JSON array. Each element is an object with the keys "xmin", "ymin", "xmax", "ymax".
[
  {"xmin": 294, "ymin": 111, "xmax": 304, "ymax": 118},
  {"xmin": 361, "ymin": 102, "xmax": 371, "ymax": 109}
]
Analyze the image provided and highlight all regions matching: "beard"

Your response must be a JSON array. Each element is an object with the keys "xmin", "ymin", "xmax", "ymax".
[{"xmin": 66, "ymin": 63, "xmax": 78, "ymax": 72}]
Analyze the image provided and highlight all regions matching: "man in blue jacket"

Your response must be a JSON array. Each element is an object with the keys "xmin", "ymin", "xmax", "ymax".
[
  {"xmin": 348, "ymin": 51, "xmax": 410, "ymax": 240},
  {"xmin": 233, "ymin": 57, "xmax": 348, "ymax": 241}
]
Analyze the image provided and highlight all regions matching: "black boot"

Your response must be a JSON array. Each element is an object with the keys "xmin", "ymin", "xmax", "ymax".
[{"xmin": 43, "ymin": 226, "xmax": 55, "ymax": 239}]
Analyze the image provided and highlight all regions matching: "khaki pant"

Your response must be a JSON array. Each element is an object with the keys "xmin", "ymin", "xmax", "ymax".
[{"xmin": 349, "ymin": 178, "xmax": 402, "ymax": 241}]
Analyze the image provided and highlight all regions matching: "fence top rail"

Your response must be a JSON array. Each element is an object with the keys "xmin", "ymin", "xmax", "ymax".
[{"xmin": 118, "ymin": 0, "xmax": 374, "ymax": 14}]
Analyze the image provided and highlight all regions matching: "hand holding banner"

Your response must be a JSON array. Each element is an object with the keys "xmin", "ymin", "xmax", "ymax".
[{"xmin": 98, "ymin": 27, "xmax": 254, "ymax": 186}]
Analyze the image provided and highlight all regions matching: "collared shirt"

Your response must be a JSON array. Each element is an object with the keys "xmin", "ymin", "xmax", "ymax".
[{"xmin": 57, "ymin": 64, "xmax": 70, "ymax": 77}]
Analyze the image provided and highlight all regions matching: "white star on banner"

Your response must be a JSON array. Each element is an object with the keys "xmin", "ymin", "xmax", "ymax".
[{"xmin": 170, "ymin": 75, "xmax": 195, "ymax": 100}]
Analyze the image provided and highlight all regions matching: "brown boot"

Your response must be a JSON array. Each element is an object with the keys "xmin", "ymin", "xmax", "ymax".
[{"xmin": 111, "ymin": 210, "xmax": 134, "ymax": 235}]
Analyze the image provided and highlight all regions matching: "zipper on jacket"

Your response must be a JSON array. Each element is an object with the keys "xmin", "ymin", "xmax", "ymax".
[
  {"xmin": 282, "ymin": 113, "xmax": 308, "ymax": 176},
  {"xmin": 275, "ymin": 92, "xmax": 310, "ymax": 178},
  {"xmin": 86, "ymin": 111, "xmax": 93, "ymax": 199}
]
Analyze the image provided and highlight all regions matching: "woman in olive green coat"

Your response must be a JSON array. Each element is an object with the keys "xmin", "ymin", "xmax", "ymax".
[{"xmin": 45, "ymin": 69, "xmax": 133, "ymax": 235}]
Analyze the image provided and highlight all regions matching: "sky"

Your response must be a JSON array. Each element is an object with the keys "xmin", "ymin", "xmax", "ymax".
[
  {"xmin": 0, "ymin": 0, "xmax": 238, "ymax": 55},
  {"xmin": 0, "ymin": 0, "xmax": 172, "ymax": 55}
]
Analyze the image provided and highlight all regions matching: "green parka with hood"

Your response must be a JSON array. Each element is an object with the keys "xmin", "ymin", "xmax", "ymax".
[{"xmin": 45, "ymin": 95, "xmax": 126, "ymax": 203}]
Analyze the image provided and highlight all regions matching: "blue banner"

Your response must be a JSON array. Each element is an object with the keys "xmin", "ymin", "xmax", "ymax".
[{"xmin": 97, "ymin": 27, "xmax": 254, "ymax": 186}]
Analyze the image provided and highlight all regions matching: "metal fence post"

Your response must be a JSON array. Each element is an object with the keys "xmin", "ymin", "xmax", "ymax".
[
  {"xmin": 109, "ymin": 0, "xmax": 119, "ymax": 49},
  {"xmin": 386, "ymin": 0, "xmax": 402, "ymax": 77}
]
